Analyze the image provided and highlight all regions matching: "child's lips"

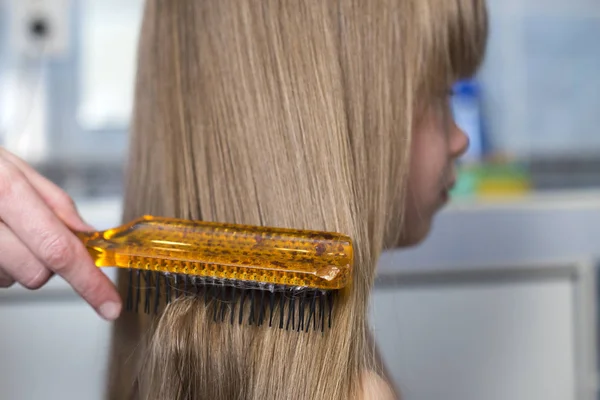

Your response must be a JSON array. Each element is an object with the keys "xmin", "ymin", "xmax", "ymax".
[
  {"xmin": 441, "ymin": 189, "xmax": 449, "ymax": 203},
  {"xmin": 440, "ymin": 178, "xmax": 456, "ymax": 204},
  {"xmin": 447, "ymin": 179, "xmax": 456, "ymax": 191}
]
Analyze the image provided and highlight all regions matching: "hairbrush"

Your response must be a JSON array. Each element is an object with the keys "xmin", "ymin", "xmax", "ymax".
[{"xmin": 74, "ymin": 215, "xmax": 352, "ymax": 332}]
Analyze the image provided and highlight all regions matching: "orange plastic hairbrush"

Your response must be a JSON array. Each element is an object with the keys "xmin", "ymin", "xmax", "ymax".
[{"xmin": 74, "ymin": 215, "xmax": 353, "ymax": 331}]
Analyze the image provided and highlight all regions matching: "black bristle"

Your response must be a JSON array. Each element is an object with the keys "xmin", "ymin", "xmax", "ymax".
[
  {"xmin": 144, "ymin": 271, "xmax": 151, "ymax": 314},
  {"xmin": 291, "ymin": 295, "xmax": 296, "ymax": 330},
  {"xmin": 153, "ymin": 272, "xmax": 161, "ymax": 314},
  {"xmin": 122, "ymin": 270, "xmax": 335, "ymax": 332},
  {"xmin": 306, "ymin": 291, "xmax": 317, "ymax": 332},
  {"xmin": 285, "ymin": 295, "xmax": 292, "ymax": 331},
  {"xmin": 279, "ymin": 293, "xmax": 285, "ymax": 329},
  {"xmin": 320, "ymin": 294, "xmax": 325, "ymax": 333},
  {"xmin": 204, "ymin": 279, "xmax": 210, "ymax": 305},
  {"xmin": 258, "ymin": 290, "xmax": 265, "ymax": 326},
  {"xmin": 248, "ymin": 290, "xmax": 256, "ymax": 325},
  {"xmin": 126, "ymin": 268, "xmax": 133, "ymax": 311},
  {"xmin": 230, "ymin": 286, "xmax": 236, "ymax": 325},
  {"xmin": 134, "ymin": 270, "xmax": 141, "ymax": 313},
  {"xmin": 165, "ymin": 275, "xmax": 172, "ymax": 305},
  {"xmin": 239, "ymin": 289, "xmax": 247, "ymax": 325},
  {"xmin": 319, "ymin": 293, "xmax": 324, "ymax": 320},
  {"xmin": 213, "ymin": 292, "xmax": 219, "ymax": 323},
  {"xmin": 312, "ymin": 292, "xmax": 318, "ymax": 331},
  {"xmin": 269, "ymin": 292, "xmax": 275, "ymax": 327},
  {"xmin": 328, "ymin": 291, "xmax": 333, "ymax": 329},
  {"xmin": 220, "ymin": 285, "xmax": 227, "ymax": 322},
  {"xmin": 286, "ymin": 295, "xmax": 295, "ymax": 331},
  {"xmin": 297, "ymin": 292, "xmax": 306, "ymax": 332}
]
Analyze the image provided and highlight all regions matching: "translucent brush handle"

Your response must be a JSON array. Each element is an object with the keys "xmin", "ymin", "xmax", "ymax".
[{"xmin": 75, "ymin": 215, "xmax": 353, "ymax": 290}]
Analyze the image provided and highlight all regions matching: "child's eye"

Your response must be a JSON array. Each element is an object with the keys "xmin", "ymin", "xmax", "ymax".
[{"xmin": 439, "ymin": 88, "xmax": 456, "ymax": 131}]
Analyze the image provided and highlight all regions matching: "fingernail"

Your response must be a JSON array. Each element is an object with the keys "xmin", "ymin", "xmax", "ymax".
[{"xmin": 99, "ymin": 301, "xmax": 122, "ymax": 321}]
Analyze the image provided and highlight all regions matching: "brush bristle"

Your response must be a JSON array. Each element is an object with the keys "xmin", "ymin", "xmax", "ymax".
[{"xmin": 124, "ymin": 269, "xmax": 334, "ymax": 332}]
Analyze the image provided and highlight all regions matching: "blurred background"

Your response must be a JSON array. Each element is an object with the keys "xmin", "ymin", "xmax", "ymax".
[{"xmin": 0, "ymin": 0, "xmax": 599, "ymax": 399}]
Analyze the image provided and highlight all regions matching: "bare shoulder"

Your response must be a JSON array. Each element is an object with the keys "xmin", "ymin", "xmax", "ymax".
[{"xmin": 359, "ymin": 370, "xmax": 397, "ymax": 400}]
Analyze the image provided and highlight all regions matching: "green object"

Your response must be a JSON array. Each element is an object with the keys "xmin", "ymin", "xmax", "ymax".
[
  {"xmin": 451, "ymin": 168, "xmax": 478, "ymax": 198},
  {"xmin": 450, "ymin": 161, "xmax": 532, "ymax": 199}
]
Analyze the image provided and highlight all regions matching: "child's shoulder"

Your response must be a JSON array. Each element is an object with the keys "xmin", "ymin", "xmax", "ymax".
[{"xmin": 359, "ymin": 370, "xmax": 397, "ymax": 400}]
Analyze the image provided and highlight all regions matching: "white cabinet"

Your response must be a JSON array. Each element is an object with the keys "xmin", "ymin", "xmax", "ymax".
[
  {"xmin": 370, "ymin": 192, "xmax": 600, "ymax": 400},
  {"xmin": 371, "ymin": 262, "xmax": 598, "ymax": 400}
]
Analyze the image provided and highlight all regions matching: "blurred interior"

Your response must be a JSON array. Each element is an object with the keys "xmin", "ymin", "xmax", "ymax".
[{"xmin": 0, "ymin": 0, "xmax": 599, "ymax": 399}]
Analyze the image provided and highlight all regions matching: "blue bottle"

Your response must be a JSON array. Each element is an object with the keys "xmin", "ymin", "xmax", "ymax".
[{"xmin": 451, "ymin": 79, "xmax": 486, "ymax": 163}]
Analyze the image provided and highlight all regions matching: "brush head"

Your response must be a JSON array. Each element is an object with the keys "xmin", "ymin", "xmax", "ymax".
[
  {"xmin": 126, "ymin": 270, "xmax": 335, "ymax": 332},
  {"xmin": 78, "ymin": 215, "xmax": 351, "ymax": 331}
]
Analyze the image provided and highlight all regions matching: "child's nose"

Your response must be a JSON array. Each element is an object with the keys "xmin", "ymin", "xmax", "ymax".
[{"xmin": 450, "ymin": 123, "xmax": 469, "ymax": 160}]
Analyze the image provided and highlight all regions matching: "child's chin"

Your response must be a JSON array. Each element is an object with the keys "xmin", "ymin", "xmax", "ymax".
[{"xmin": 397, "ymin": 219, "xmax": 432, "ymax": 248}]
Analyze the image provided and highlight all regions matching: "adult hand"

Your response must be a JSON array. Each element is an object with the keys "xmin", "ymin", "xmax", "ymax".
[{"xmin": 0, "ymin": 147, "xmax": 122, "ymax": 320}]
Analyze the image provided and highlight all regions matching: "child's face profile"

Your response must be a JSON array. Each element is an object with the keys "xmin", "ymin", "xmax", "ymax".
[{"xmin": 400, "ymin": 93, "xmax": 469, "ymax": 246}]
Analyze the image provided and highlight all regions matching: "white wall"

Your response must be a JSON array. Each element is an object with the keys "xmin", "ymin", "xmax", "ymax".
[{"xmin": 478, "ymin": 0, "xmax": 600, "ymax": 156}]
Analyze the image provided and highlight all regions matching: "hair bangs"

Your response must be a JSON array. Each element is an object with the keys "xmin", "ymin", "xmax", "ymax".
[
  {"xmin": 447, "ymin": 0, "xmax": 488, "ymax": 80},
  {"xmin": 416, "ymin": 0, "xmax": 488, "ymax": 95}
]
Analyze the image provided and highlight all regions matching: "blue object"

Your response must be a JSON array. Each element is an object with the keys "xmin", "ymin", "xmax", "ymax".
[{"xmin": 451, "ymin": 79, "xmax": 487, "ymax": 163}]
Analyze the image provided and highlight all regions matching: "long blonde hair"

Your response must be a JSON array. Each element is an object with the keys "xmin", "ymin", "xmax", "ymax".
[{"xmin": 106, "ymin": 1, "xmax": 487, "ymax": 399}]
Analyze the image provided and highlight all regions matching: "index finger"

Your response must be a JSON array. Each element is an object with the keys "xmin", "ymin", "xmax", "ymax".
[
  {"xmin": 0, "ymin": 148, "xmax": 94, "ymax": 231},
  {"xmin": 0, "ymin": 157, "xmax": 122, "ymax": 320}
]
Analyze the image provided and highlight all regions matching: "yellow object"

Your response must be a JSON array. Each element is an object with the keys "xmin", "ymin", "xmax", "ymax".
[
  {"xmin": 452, "ymin": 160, "xmax": 532, "ymax": 199},
  {"xmin": 75, "ymin": 215, "xmax": 353, "ymax": 290},
  {"xmin": 477, "ymin": 178, "xmax": 531, "ymax": 197}
]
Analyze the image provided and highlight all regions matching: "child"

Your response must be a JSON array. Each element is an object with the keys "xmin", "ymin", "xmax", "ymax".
[{"xmin": 0, "ymin": 0, "xmax": 487, "ymax": 398}]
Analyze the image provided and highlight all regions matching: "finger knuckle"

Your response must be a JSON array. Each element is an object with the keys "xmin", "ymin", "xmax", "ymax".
[
  {"xmin": 78, "ymin": 273, "xmax": 106, "ymax": 301},
  {"xmin": 0, "ymin": 161, "xmax": 21, "ymax": 199},
  {"xmin": 0, "ymin": 278, "xmax": 15, "ymax": 288},
  {"xmin": 22, "ymin": 269, "xmax": 50, "ymax": 290},
  {"xmin": 57, "ymin": 190, "xmax": 76, "ymax": 209},
  {"xmin": 39, "ymin": 234, "xmax": 73, "ymax": 271}
]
